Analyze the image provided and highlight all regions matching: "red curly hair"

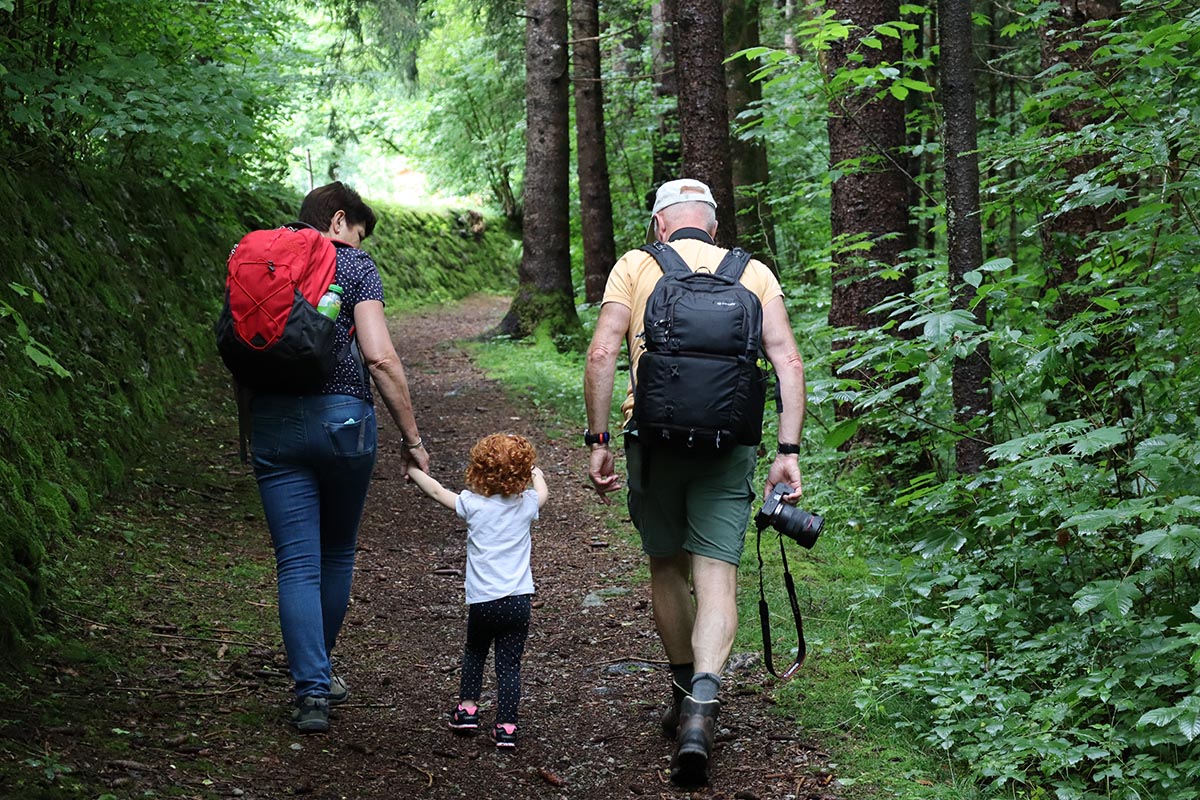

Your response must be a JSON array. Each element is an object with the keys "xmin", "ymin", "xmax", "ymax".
[{"xmin": 464, "ymin": 433, "xmax": 537, "ymax": 496}]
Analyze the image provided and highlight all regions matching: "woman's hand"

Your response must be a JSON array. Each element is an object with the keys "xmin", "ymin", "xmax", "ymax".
[{"xmin": 401, "ymin": 442, "xmax": 429, "ymax": 475}]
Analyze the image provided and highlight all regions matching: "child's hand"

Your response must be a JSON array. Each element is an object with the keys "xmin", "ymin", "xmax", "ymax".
[{"xmin": 531, "ymin": 465, "xmax": 549, "ymax": 508}]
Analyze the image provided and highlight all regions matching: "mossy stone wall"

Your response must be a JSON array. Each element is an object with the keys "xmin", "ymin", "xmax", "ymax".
[{"xmin": 0, "ymin": 168, "xmax": 517, "ymax": 651}]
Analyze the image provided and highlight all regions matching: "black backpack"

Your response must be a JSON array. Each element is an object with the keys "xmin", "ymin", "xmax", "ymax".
[{"xmin": 632, "ymin": 241, "xmax": 767, "ymax": 452}]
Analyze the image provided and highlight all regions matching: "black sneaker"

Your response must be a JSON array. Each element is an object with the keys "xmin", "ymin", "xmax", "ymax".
[
  {"xmin": 448, "ymin": 704, "xmax": 480, "ymax": 730},
  {"xmin": 490, "ymin": 723, "xmax": 517, "ymax": 748},
  {"xmin": 291, "ymin": 696, "xmax": 329, "ymax": 734}
]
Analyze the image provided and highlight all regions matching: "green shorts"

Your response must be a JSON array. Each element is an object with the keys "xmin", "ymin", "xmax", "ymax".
[{"xmin": 625, "ymin": 436, "xmax": 757, "ymax": 565}]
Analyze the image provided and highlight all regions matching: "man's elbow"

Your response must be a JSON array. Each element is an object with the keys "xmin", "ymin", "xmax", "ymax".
[
  {"xmin": 774, "ymin": 352, "xmax": 805, "ymax": 377},
  {"xmin": 586, "ymin": 341, "xmax": 619, "ymax": 372}
]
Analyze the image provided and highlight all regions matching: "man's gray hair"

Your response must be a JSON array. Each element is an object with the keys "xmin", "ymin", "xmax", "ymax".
[{"xmin": 660, "ymin": 201, "xmax": 717, "ymax": 231}]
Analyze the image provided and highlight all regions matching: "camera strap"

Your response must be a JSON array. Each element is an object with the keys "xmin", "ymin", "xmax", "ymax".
[{"xmin": 756, "ymin": 520, "xmax": 807, "ymax": 680}]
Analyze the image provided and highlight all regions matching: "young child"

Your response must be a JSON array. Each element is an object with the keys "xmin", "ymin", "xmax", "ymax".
[{"xmin": 407, "ymin": 433, "xmax": 548, "ymax": 748}]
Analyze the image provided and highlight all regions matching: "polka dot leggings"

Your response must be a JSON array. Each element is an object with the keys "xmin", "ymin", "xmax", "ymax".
[{"xmin": 459, "ymin": 594, "xmax": 531, "ymax": 725}]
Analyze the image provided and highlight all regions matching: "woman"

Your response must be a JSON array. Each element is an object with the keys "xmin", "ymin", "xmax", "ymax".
[{"xmin": 251, "ymin": 181, "xmax": 429, "ymax": 733}]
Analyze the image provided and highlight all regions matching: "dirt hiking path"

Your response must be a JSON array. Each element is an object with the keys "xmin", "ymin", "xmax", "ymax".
[{"xmin": 3, "ymin": 295, "xmax": 846, "ymax": 800}]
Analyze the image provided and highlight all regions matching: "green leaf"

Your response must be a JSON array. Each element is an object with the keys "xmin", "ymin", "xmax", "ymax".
[
  {"xmin": 900, "ymin": 77, "xmax": 935, "ymax": 93},
  {"xmin": 1068, "ymin": 426, "xmax": 1125, "ymax": 456},
  {"xmin": 824, "ymin": 418, "xmax": 859, "ymax": 449},
  {"xmin": 1137, "ymin": 707, "xmax": 1181, "ymax": 728},
  {"xmin": 1178, "ymin": 697, "xmax": 1200, "ymax": 741},
  {"xmin": 1072, "ymin": 580, "xmax": 1139, "ymax": 618},
  {"xmin": 24, "ymin": 343, "xmax": 72, "ymax": 378},
  {"xmin": 978, "ymin": 257, "xmax": 1013, "ymax": 273},
  {"xmin": 889, "ymin": 83, "xmax": 909, "ymax": 101},
  {"xmin": 910, "ymin": 310, "xmax": 985, "ymax": 346}
]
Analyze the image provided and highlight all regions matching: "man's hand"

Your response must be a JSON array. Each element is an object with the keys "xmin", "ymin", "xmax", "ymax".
[
  {"xmin": 764, "ymin": 454, "xmax": 803, "ymax": 504},
  {"xmin": 588, "ymin": 446, "xmax": 622, "ymax": 503}
]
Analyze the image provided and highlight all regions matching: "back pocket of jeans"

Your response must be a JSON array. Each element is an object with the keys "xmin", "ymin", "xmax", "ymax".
[
  {"xmin": 251, "ymin": 413, "xmax": 285, "ymax": 463},
  {"xmin": 323, "ymin": 412, "xmax": 376, "ymax": 458}
]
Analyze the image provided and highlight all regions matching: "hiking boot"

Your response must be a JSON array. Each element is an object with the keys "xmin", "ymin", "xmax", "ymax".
[
  {"xmin": 448, "ymin": 704, "xmax": 479, "ymax": 731},
  {"xmin": 661, "ymin": 703, "xmax": 680, "ymax": 739},
  {"xmin": 671, "ymin": 696, "xmax": 719, "ymax": 786},
  {"xmin": 660, "ymin": 681, "xmax": 689, "ymax": 738},
  {"xmin": 329, "ymin": 674, "xmax": 349, "ymax": 706},
  {"xmin": 490, "ymin": 723, "xmax": 517, "ymax": 749},
  {"xmin": 291, "ymin": 696, "xmax": 329, "ymax": 734}
]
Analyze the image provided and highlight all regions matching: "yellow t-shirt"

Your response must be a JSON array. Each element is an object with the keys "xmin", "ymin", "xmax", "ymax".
[{"xmin": 601, "ymin": 238, "xmax": 783, "ymax": 424}]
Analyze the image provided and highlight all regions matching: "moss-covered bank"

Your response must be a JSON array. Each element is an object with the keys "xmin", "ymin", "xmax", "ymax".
[{"xmin": 0, "ymin": 168, "xmax": 517, "ymax": 652}]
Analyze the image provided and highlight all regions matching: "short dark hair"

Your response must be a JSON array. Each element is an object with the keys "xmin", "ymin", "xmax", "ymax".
[{"xmin": 299, "ymin": 181, "xmax": 377, "ymax": 239}]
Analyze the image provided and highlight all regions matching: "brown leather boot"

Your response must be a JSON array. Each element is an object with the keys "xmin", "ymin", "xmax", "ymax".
[
  {"xmin": 660, "ymin": 680, "xmax": 689, "ymax": 738},
  {"xmin": 671, "ymin": 696, "xmax": 719, "ymax": 786}
]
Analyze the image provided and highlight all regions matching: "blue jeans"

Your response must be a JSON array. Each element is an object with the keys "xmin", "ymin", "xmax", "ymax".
[{"xmin": 251, "ymin": 393, "xmax": 377, "ymax": 699}]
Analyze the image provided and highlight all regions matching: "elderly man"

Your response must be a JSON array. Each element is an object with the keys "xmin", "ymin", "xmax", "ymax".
[{"xmin": 584, "ymin": 178, "xmax": 807, "ymax": 785}]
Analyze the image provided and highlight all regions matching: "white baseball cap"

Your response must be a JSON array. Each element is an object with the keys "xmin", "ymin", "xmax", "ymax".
[{"xmin": 651, "ymin": 178, "xmax": 717, "ymax": 215}]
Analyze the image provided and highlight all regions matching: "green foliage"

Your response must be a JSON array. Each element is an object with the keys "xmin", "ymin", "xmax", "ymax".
[
  {"xmin": 735, "ymin": 1, "xmax": 1200, "ymax": 796},
  {"xmin": 0, "ymin": 163, "xmax": 284, "ymax": 654},
  {"xmin": 0, "ymin": 283, "xmax": 71, "ymax": 377},
  {"xmin": 398, "ymin": 1, "xmax": 526, "ymax": 218},
  {"xmin": 0, "ymin": 0, "xmax": 296, "ymax": 185},
  {"xmin": 363, "ymin": 206, "xmax": 519, "ymax": 307}
]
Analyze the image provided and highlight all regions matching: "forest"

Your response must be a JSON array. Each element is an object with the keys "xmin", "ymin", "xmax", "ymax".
[{"xmin": 1, "ymin": 0, "xmax": 1198, "ymax": 798}]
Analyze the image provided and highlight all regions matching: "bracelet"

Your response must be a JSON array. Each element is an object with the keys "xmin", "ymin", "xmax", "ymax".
[
  {"xmin": 403, "ymin": 437, "xmax": 424, "ymax": 450},
  {"xmin": 777, "ymin": 441, "xmax": 801, "ymax": 455}
]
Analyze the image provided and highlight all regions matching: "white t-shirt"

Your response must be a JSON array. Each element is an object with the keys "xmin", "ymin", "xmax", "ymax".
[{"xmin": 455, "ymin": 489, "xmax": 539, "ymax": 604}]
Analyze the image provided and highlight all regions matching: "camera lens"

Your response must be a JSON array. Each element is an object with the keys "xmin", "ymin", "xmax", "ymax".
[{"xmin": 776, "ymin": 505, "xmax": 823, "ymax": 549}]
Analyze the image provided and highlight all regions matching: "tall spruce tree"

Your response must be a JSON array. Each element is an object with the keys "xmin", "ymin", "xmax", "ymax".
[
  {"xmin": 497, "ymin": 0, "xmax": 581, "ymax": 340},
  {"xmin": 724, "ymin": 0, "xmax": 777, "ymax": 270},
  {"xmin": 673, "ymin": 0, "xmax": 737, "ymax": 246},
  {"xmin": 939, "ymin": 0, "xmax": 990, "ymax": 473},
  {"xmin": 572, "ymin": 0, "xmax": 617, "ymax": 302},
  {"xmin": 824, "ymin": 0, "xmax": 915, "ymax": 422}
]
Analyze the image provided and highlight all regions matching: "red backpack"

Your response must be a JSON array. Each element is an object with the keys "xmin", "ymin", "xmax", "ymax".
[{"xmin": 214, "ymin": 224, "xmax": 343, "ymax": 394}]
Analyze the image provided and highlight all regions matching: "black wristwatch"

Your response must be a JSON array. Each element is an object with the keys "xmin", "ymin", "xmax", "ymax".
[
  {"xmin": 583, "ymin": 429, "xmax": 611, "ymax": 446},
  {"xmin": 777, "ymin": 441, "xmax": 801, "ymax": 455}
]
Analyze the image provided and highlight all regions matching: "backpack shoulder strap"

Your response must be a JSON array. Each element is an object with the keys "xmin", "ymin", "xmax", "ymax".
[
  {"xmin": 639, "ymin": 242, "xmax": 693, "ymax": 278},
  {"xmin": 714, "ymin": 247, "xmax": 752, "ymax": 282}
]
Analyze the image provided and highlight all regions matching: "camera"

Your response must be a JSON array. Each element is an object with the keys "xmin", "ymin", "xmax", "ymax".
[{"xmin": 754, "ymin": 483, "xmax": 823, "ymax": 549}]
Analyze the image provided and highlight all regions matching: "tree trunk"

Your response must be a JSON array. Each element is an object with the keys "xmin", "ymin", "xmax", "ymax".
[
  {"xmin": 572, "ymin": 0, "xmax": 617, "ymax": 303},
  {"xmin": 497, "ymin": 0, "xmax": 581, "ymax": 342},
  {"xmin": 650, "ymin": 0, "xmax": 681, "ymax": 207},
  {"xmin": 674, "ymin": 0, "xmax": 737, "ymax": 247},
  {"xmin": 724, "ymin": 0, "xmax": 777, "ymax": 271},
  {"xmin": 782, "ymin": 0, "xmax": 798, "ymax": 55},
  {"xmin": 824, "ymin": 0, "xmax": 915, "ymax": 388},
  {"xmin": 939, "ymin": 0, "xmax": 990, "ymax": 474}
]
